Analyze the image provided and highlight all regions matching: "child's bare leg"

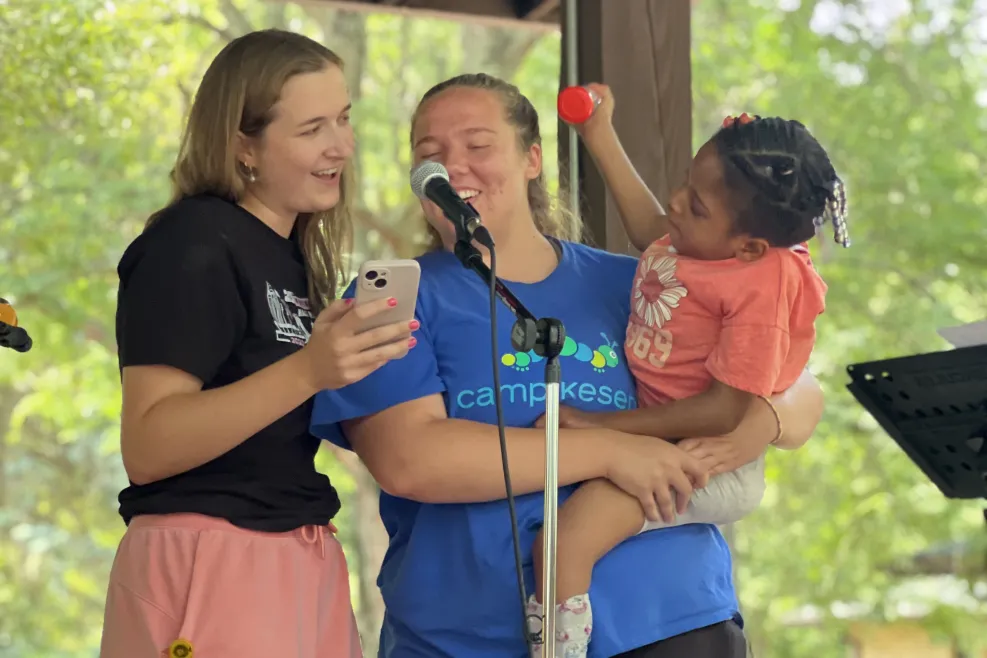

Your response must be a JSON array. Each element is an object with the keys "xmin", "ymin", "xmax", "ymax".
[
  {"xmin": 528, "ymin": 478, "xmax": 646, "ymax": 658},
  {"xmin": 533, "ymin": 478, "xmax": 646, "ymax": 602}
]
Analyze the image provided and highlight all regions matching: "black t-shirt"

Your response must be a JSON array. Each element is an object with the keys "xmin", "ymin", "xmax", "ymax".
[{"xmin": 115, "ymin": 194, "xmax": 340, "ymax": 532}]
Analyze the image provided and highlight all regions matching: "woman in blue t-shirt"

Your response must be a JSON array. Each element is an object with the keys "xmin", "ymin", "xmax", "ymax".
[{"xmin": 311, "ymin": 73, "xmax": 824, "ymax": 658}]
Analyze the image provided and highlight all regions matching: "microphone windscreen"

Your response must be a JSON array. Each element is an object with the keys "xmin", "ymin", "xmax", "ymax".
[{"xmin": 410, "ymin": 160, "xmax": 449, "ymax": 200}]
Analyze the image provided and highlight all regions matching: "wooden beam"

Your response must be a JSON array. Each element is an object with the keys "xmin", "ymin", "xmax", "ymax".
[
  {"xmin": 560, "ymin": 0, "xmax": 692, "ymax": 255},
  {"xmin": 315, "ymin": 0, "xmax": 560, "ymax": 28},
  {"xmin": 519, "ymin": 0, "xmax": 560, "ymax": 21}
]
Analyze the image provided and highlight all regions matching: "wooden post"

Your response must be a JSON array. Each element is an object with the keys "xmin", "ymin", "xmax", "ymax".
[{"xmin": 560, "ymin": 0, "xmax": 692, "ymax": 255}]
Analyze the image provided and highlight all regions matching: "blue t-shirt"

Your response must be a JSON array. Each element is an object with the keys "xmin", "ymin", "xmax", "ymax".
[{"xmin": 312, "ymin": 241, "xmax": 738, "ymax": 658}]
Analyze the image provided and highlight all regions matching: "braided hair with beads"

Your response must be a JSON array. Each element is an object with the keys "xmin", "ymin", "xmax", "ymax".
[{"xmin": 713, "ymin": 114, "xmax": 850, "ymax": 249}]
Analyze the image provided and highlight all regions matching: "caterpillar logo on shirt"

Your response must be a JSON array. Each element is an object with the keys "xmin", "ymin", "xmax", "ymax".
[
  {"xmin": 500, "ymin": 333, "xmax": 620, "ymax": 373},
  {"xmin": 453, "ymin": 332, "xmax": 636, "ymax": 412}
]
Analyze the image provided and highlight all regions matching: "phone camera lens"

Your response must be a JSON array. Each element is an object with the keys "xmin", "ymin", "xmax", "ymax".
[
  {"xmin": 374, "ymin": 278, "xmax": 387, "ymax": 289},
  {"xmin": 365, "ymin": 270, "xmax": 378, "ymax": 281}
]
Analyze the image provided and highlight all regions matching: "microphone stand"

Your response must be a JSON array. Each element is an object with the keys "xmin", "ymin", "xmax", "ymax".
[{"xmin": 452, "ymin": 223, "xmax": 565, "ymax": 658}]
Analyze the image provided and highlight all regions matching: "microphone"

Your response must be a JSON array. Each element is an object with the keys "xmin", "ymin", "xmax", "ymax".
[
  {"xmin": 410, "ymin": 161, "xmax": 494, "ymax": 249},
  {"xmin": 0, "ymin": 298, "xmax": 33, "ymax": 353}
]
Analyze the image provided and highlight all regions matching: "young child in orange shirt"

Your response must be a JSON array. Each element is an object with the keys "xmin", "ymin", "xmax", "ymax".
[{"xmin": 528, "ymin": 89, "xmax": 850, "ymax": 658}]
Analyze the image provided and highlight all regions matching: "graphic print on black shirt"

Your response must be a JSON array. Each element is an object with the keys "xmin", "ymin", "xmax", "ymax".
[
  {"xmin": 267, "ymin": 282, "xmax": 314, "ymax": 346},
  {"xmin": 114, "ymin": 194, "xmax": 340, "ymax": 532}
]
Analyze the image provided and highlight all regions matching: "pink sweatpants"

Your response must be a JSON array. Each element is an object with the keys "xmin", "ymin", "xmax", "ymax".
[{"xmin": 99, "ymin": 513, "xmax": 362, "ymax": 658}]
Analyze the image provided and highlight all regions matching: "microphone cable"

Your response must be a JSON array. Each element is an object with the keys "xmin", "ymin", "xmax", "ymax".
[{"xmin": 485, "ymin": 246, "xmax": 538, "ymax": 653}]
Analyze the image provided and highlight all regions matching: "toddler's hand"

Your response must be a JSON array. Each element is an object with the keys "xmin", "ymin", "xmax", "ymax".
[
  {"xmin": 570, "ymin": 83, "xmax": 615, "ymax": 140},
  {"xmin": 679, "ymin": 436, "xmax": 761, "ymax": 476}
]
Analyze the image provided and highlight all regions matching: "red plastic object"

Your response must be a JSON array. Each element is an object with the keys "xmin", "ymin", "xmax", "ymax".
[{"xmin": 557, "ymin": 86, "xmax": 600, "ymax": 124}]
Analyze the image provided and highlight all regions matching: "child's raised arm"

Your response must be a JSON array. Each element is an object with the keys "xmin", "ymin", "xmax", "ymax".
[{"xmin": 569, "ymin": 83, "xmax": 670, "ymax": 251}]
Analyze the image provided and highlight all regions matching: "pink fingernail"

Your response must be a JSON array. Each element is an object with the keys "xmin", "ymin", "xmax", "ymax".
[{"xmin": 408, "ymin": 337, "xmax": 417, "ymax": 348}]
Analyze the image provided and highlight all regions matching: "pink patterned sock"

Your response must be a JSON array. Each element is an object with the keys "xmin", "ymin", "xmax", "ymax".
[{"xmin": 554, "ymin": 593, "xmax": 593, "ymax": 658}]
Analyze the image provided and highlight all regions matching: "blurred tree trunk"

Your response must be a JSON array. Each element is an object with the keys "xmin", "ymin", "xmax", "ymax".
[
  {"xmin": 297, "ymin": 7, "xmax": 389, "ymax": 653},
  {"xmin": 0, "ymin": 387, "xmax": 22, "ymax": 508},
  {"xmin": 461, "ymin": 22, "xmax": 544, "ymax": 76}
]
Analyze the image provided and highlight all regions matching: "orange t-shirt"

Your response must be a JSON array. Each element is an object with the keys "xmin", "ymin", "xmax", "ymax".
[{"xmin": 625, "ymin": 235, "xmax": 827, "ymax": 408}]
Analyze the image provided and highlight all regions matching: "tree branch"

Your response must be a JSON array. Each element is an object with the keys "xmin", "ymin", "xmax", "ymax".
[
  {"xmin": 353, "ymin": 207, "xmax": 411, "ymax": 255},
  {"xmin": 219, "ymin": 0, "xmax": 255, "ymax": 37},
  {"xmin": 265, "ymin": 3, "xmax": 289, "ymax": 31},
  {"xmin": 0, "ymin": 388, "xmax": 26, "ymax": 508},
  {"xmin": 164, "ymin": 13, "xmax": 237, "ymax": 42},
  {"xmin": 177, "ymin": 81, "xmax": 193, "ymax": 118},
  {"xmin": 498, "ymin": 31, "xmax": 543, "ymax": 78},
  {"xmin": 11, "ymin": 292, "xmax": 114, "ymax": 351}
]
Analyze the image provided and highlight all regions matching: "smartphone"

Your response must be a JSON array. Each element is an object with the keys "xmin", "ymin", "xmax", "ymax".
[{"xmin": 352, "ymin": 259, "xmax": 421, "ymax": 333}]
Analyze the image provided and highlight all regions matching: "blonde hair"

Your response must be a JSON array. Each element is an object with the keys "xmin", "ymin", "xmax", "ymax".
[
  {"xmin": 147, "ymin": 29, "xmax": 352, "ymax": 314},
  {"xmin": 410, "ymin": 73, "xmax": 582, "ymax": 250}
]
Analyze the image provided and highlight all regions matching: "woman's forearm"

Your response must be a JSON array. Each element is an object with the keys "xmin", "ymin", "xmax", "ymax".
[
  {"xmin": 347, "ymin": 405, "xmax": 613, "ymax": 503},
  {"xmin": 412, "ymin": 420, "xmax": 614, "ymax": 502},
  {"xmin": 122, "ymin": 351, "xmax": 318, "ymax": 484},
  {"xmin": 768, "ymin": 369, "xmax": 824, "ymax": 449}
]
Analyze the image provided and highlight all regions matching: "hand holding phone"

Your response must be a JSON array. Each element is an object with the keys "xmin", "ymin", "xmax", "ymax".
[
  {"xmin": 299, "ymin": 259, "xmax": 421, "ymax": 391},
  {"xmin": 353, "ymin": 259, "xmax": 421, "ymax": 333}
]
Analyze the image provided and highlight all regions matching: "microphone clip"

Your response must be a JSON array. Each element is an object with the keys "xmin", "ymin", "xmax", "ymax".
[
  {"xmin": 452, "ymin": 201, "xmax": 494, "ymax": 269},
  {"xmin": 455, "ymin": 205, "xmax": 494, "ymax": 251}
]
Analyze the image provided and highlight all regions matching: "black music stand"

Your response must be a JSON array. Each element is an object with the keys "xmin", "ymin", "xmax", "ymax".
[{"xmin": 846, "ymin": 344, "xmax": 987, "ymax": 525}]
